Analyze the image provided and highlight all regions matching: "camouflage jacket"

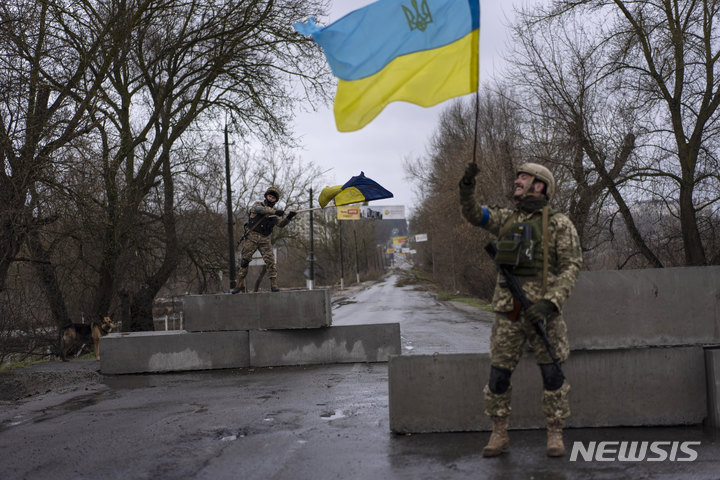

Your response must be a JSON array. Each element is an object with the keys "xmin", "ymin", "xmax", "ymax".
[
  {"xmin": 247, "ymin": 201, "xmax": 291, "ymax": 236},
  {"xmin": 460, "ymin": 182, "xmax": 583, "ymax": 312}
]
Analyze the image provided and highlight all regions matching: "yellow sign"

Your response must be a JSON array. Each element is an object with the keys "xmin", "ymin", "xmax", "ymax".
[
  {"xmin": 336, "ymin": 206, "xmax": 361, "ymax": 220},
  {"xmin": 392, "ymin": 236, "xmax": 408, "ymax": 245},
  {"xmin": 386, "ymin": 248, "xmax": 395, "ymax": 254}
]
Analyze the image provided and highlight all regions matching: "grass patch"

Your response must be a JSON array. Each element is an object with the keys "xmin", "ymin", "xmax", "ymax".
[
  {"xmin": 395, "ymin": 268, "xmax": 494, "ymax": 312},
  {"xmin": 436, "ymin": 291, "xmax": 453, "ymax": 301},
  {"xmin": 395, "ymin": 268, "xmax": 434, "ymax": 288},
  {"xmin": 451, "ymin": 297, "xmax": 494, "ymax": 312},
  {"xmin": 435, "ymin": 292, "xmax": 493, "ymax": 311},
  {"xmin": 0, "ymin": 355, "xmax": 51, "ymax": 372}
]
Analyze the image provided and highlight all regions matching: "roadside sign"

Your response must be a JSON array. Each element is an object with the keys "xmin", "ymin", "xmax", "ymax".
[{"xmin": 249, "ymin": 248, "xmax": 277, "ymax": 266}]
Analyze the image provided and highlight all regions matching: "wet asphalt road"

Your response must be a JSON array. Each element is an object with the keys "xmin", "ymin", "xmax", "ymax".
[{"xmin": 1, "ymin": 275, "xmax": 719, "ymax": 479}]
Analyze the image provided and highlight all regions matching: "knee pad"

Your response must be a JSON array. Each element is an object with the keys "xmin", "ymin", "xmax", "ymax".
[
  {"xmin": 488, "ymin": 365, "xmax": 512, "ymax": 394},
  {"xmin": 539, "ymin": 363, "xmax": 565, "ymax": 391},
  {"xmin": 240, "ymin": 258, "xmax": 250, "ymax": 268}
]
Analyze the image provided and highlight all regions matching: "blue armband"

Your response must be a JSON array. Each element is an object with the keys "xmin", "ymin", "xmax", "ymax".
[{"xmin": 480, "ymin": 206, "xmax": 490, "ymax": 226}]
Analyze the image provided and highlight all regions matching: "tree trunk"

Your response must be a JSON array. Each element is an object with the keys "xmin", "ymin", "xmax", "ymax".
[
  {"xmin": 679, "ymin": 179, "xmax": 706, "ymax": 265},
  {"xmin": 0, "ymin": 207, "xmax": 27, "ymax": 294},
  {"xmin": 128, "ymin": 287, "xmax": 156, "ymax": 332},
  {"xmin": 127, "ymin": 150, "xmax": 180, "ymax": 331},
  {"xmin": 26, "ymin": 230, "xmax": 71, "ymax": 328}
]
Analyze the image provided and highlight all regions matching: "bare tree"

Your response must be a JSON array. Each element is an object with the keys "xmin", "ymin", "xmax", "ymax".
[
  {"xmin": 80, "ymin": 0, "xmax": 331, "ymax": 329},
  {"xmin": 548, "ymin": 0, "xmax": 720, "ymax": 265},
  {"xmin": 508, "ymin": 6, "xmax": 663, "ymax": 267},
  {"xmin": 406, "ymin": 93, "xmax": 523, "ymax": 298},
  {"xmin": 0, "ymin": 0, "xmax": 132, "ymax": 293}
]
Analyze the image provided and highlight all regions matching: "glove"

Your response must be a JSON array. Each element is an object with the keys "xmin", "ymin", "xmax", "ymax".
[
  {"xmin": 286, "ymin": 211, "xmax": 297, "ymax": 220},
  {"xmin": 274, "ymin": 209, "xmax": 284, "ymax": 217},
  {"xmin": 460, "ymin": 161, "xmax": 479, "ymax": 186},
  {"xmin": 525, "ymin": 300, "xmax": 557, "ymax": 326}
]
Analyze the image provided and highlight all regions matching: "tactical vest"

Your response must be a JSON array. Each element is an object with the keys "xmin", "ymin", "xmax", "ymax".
[
  {"xmin": 494, "ymin": 207, "xmax": 557, "ymax": 278},
  {"xmin": 248, "ymin": 214, "xmax": 276, "ymax": 237}
]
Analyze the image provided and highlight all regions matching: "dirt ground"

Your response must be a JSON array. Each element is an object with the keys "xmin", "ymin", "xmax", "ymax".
[
  {"xmin": 0, "ymin": 283, "xmax": 377, "ymax": 404},
  {"xmin": 0, "ymin": 358, "xmax": 102, "ymax": 403}
]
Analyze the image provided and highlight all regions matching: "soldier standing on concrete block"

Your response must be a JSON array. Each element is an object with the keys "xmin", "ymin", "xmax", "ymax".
[
  {"xmin": 235, "ymin": 186, "xmax": 297, "ymax": 293},
  {"xmin": 458, "ymin": 162, "xmax": 583, "ymax": 457}
]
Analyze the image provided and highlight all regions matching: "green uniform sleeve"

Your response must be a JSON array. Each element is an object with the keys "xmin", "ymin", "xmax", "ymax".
[
  {"xmin": 459, "ymin": 180, "xmax": 512, "ymax": 236},
  {"xmin": 545, "ymin": 214, "xmax": 583, "ymax": 310}
]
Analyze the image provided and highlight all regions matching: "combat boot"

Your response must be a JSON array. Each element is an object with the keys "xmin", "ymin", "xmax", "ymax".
[
  {"xmin": 231, "ymin": 280, "xmax": 246, "ymax": 294},
  {"xmin": 270, "ymin": 278, "xmax": 279, "ymax": 292},
  {"xmin": 546, "ymin": 419, "xmax": 565, "ymax": 457},
  {"xmin": 482, "ymin": 416, "xmax": 509, "ymax": 457}
]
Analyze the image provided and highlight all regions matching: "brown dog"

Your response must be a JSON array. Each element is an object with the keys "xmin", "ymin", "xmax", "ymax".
[{"xmin": 58, "ymin": 317, "xmax": 115, "ymax": 361}]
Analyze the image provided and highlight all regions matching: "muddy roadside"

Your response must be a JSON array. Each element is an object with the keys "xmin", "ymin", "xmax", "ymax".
[
  {"xmin": 0, "ymin": 359, "xmax": 103, "ymax": 403},
  {"xmin": 0, "ymin": 272, "xmax": 480, "ymax": 405},
  {"xmin": 0, "ymin": 281, "xmax": 377, "ymax": 404}
]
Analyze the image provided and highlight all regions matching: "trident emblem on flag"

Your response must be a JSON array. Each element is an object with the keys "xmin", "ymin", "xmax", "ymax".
[{"xmin": 403, "ymin": 0, "xmax": 433, "ymax": 31}]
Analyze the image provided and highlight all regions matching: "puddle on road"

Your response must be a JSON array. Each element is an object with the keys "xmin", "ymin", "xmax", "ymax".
[
  {"xmin": 102, "ymin": 375, "xmax": 156, "ymax": 390},
  {"xmin": 0, "ymin": 390, "xmax": 114, "ymax": 432},
  {"xmin": 0, "ymin": 414, "xmax": 28, "ymax": 433},
  {"xmin": 320, "ymin": 410, "xmax": 346, "ymax": 420},
  {"xmin": 332, "ymin": 299, "xmax": 358, "ymax": 308},
  {"xmin": 33, "ymin": 391, "xmax": 110, "ymax": 424}
]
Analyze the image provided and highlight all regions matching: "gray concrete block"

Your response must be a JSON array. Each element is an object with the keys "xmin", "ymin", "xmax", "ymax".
[
  {"xmin": 389, "ymin": 354, "xmax": 486, "ymax": 433},
  {"xmin": 183, "ymin": 290, "xmax": 332, "ymax": 332},
  {"xmin": 100, "ymin": 330, "xmax": 249, "ymax": 374},
  {"xmin": 706, "ymin": 347, "xmax": 720, "ymax": 429},
  {"xmin": 389, "ymin": 347, "xmax": 707, "ymax": 433},
  {"xmin": 250, "ymin": 323, "xmax": 401, "ymax": 367},
  {"xmin": 564, "ymin": 266, "xmax": 720, "ymax": 349}
]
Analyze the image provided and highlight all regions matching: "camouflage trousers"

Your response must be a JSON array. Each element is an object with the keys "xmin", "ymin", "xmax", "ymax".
[
  {"xmin": 238, "ymin": 231, "xmax": 277, "ymax": 281},
  {"xmin": 484, "ymin": 310, "xmax": 571, "ymax": 421}
]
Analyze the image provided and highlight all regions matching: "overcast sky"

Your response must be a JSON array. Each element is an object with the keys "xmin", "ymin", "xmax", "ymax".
[{"xmin": 291, "ymin": 0, "xmax": 544, "ymax": 216}]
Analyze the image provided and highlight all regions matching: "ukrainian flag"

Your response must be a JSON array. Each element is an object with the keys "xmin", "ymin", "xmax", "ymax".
[
  {"xmin": 294, "ymin": 0, "xmax": 480, "ymax": 132},
  {"xmin": 318, "ymin": 172, "xmax": 394, "ymax": 208}
]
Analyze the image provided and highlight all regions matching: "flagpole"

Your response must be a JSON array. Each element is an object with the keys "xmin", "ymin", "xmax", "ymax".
[
  {"xmin": 471, "ymin": 91, "xmax": 479, "ymax": 166},
  {"xmin": 472, "ymin": 0, "xmax": 480, "ymax": 165},
  {"xmin": 294, "ymin": 206, "xmax": 326, "ymax": 214}
]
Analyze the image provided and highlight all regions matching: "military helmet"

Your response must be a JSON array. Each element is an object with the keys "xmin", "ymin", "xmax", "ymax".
[
  {"xmin": 517, "ymin": 163, "xmax": 555, "ymax": 200},
  {"xmin": 264, "ymin": 186, "xmax": 281, "ymax": 200}
]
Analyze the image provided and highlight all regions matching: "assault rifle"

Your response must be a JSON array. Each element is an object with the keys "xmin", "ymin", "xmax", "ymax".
[
  {"xmin": 485, "ymin": 242, "xmax": 563, "ymax": 372},
  {"xmin": 237, "ymin": 215, "xmax": 264, "ymax": 247},
  {"xmin": 236, "ymin": 208, "xmax": 298, "ymax": 247}
]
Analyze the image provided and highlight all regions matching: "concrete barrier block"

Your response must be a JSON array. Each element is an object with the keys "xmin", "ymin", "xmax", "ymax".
[
  {"xmin": 249, "ymin": 323, "xmax": 401, "ymax": 367},
  {"xmin": 183, "ymin": 290, "xmax": 332, "ymax": 332},
  {"xmin": 389, "ymin": 354, "xmax": 486, "ymax": 433},
  {"xmin": 100, "ymin": 330, "xmax": 249, "ymax": 374},
  {"xmin": 389, "ymin": 347, "xmax": 707, "ymax": 433},
  {"xmin": 564, "ymin": 266, "xmax": 720, "ymax": 349},
  {"xmin": 706, "ymin": 347, "xmax": 720, "ymax": 429}
]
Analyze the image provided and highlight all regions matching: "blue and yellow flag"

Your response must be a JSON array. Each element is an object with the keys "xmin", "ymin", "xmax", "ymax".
[
  {"xmin": 318, "ymin": 172, "xmax": 394, "ymax": 208},
  {"xmin": 294, "ymin": 0, "xmax": 480, "ymax": 132}
]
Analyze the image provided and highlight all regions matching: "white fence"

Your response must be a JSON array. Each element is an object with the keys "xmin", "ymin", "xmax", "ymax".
[{"xmin": 153, "ymin": 313, "xmax": 184, "ymax": 331}]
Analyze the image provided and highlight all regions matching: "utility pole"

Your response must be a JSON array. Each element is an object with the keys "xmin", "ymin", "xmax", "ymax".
[
  {"xmin": 450, "ymin": 240, "xmax": 457, "ymax": 293},
  {"xmin": 307, "ymin": 188, "xmax": 315, "ymax": 290},
  {"xmin": 224, "ymin": 123, "xmax": 236, "ymax": 290},
  {"xmin": 353, "ymin": 226, "xmax": 360, "ymax": 284},
  {"xmin": 338, "ymin": 221, "xmax": 344, "ymax": 290}
]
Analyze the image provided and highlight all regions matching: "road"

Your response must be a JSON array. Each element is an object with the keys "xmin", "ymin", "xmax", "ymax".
[
  {"xmin": 0, "ymin": 273, "xmax": 718, "ymax": 480},
  {"xmin": 331, "ymin": 274, "xmax": 492, "ymax": 354}
]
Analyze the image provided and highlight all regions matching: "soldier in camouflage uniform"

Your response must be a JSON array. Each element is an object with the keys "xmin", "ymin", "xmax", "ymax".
[
  {"xmin": 236, "ymin": 187, "xmax": 297, "ymax": 293},
  {"xmin": 458, "ymin": 162, "xmax": 583, "ymax": 458}
]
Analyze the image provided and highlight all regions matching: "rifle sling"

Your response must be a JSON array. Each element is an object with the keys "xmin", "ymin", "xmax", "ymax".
[{"xmin": 541, "ymin": 206, "xmax": 549, "ymax": 295}]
